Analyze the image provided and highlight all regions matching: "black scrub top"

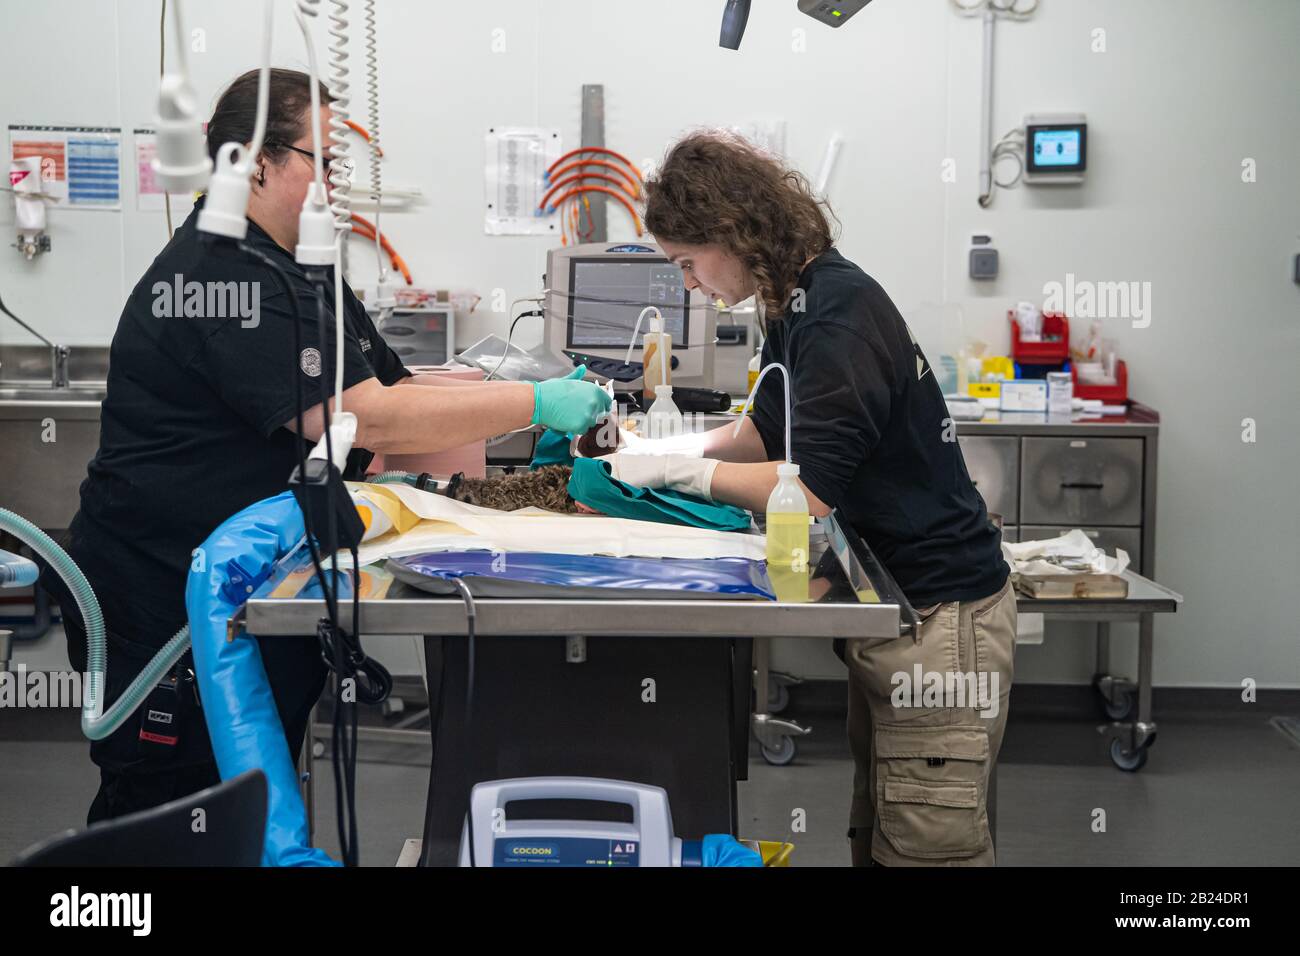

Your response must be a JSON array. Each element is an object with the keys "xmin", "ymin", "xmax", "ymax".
[
  {"xmin": 751, "ymin": 247, "xmax": 1007, "ymax": 607},
  {"xmin": 46, "ymin": 199, "xmax": 410, "ymax": 647}
]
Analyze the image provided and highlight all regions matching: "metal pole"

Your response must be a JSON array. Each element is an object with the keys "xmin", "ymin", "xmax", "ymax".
[
  {"xmin": 978, "ymin": 10, "xmax": 996, "ymax": 204},
  {"xmin": 580, "ymin": 84, "xmax": 607, "ymax": 242}
]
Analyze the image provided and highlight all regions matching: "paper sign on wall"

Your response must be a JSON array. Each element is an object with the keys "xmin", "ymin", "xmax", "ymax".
[
  {"xmin": 8, "ymin": 125, "xmax": 122, "ymax": 209},
  {"xmin": 133, "ymin": 129, "xmax": 197, "ymax": 212},
  {"xmin": 484, "ymin": 127, "xmax": 560, "ymax": 236}
]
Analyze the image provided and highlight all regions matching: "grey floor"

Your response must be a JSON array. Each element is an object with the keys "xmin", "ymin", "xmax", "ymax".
[{"xmin": 3, "ymin": 686, "xmax": 1298, "ymax": 866}]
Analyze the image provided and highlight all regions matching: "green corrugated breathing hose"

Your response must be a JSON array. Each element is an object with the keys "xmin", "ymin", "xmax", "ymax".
[
  {"xmin": 0, "ymin": 507, "xmax": 190, "ymax": 740},
  {"xmin": 368, "ymin": 470, "xmax": 419, "ymax": 485}
]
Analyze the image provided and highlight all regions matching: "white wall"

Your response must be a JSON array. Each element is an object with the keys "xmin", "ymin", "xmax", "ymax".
[{"xmin": 3, "ymin": 0, "xmax": 1297, "ymax": 687}]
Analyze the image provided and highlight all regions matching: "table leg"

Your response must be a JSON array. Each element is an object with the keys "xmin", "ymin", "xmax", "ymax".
[
  {"xmin": 753, "ymin": 636, "xmax": 771, "ymax": 719},
  {"xmin": 300, "ymin": 702, "xmax": 316, "ymax": 843},
  {"xmin": 1135, "ymin": 612, "xmax": 1155, "ymax": 746},
  {"xmin": 1107, "ymin": 613, "xmax": 1157, "ymax": 771},
  {"xmin": 1094, "ymin": 621, "xmax": 1111, "ymax": 675}
]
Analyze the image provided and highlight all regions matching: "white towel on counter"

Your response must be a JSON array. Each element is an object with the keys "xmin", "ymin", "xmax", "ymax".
[{"xmin": 1002, "ymin": 528, "xmax": 1130, "ymax": 577}]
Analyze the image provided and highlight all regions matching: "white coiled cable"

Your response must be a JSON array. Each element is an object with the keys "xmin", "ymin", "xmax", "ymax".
[
  {"xmin": 362, "ymin": 0, "xmax": 387, "ymax": 286},
  {"xmin": 326, "ymin": 0, "xmax": 353, "ymax": 237}
]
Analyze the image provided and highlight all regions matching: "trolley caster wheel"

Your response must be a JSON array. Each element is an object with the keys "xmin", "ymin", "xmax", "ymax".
[
  {"xmin": 761, "ymin": 735, "xmax": 797, "ymax": 766},
  {"xmin": 767, "ymin": 679, "xmax": 790, "ymax": 715},
  {"xmin": 1103, "ymin": 690, "xmax": 1135, "ymax": 721},
  {"xmin": 1109, "ymin": 737, "xmax": 1148, "ymax": 772},
  {"xmin": 312, "ymin": 740, "xmax": 325, "ymax": 759}
]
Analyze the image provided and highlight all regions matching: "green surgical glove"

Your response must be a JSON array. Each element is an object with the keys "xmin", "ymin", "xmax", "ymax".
[{"xmin": 531, "ymin": 365, "xmax": 612, "ymax": 434}]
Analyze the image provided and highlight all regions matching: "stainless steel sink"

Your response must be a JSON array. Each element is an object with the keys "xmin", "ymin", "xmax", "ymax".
[
  {"xmin": 0, "ymin": 385, "xmax": 106, "ymax": 403},
  {"xmin": 0, "ymin": 383, "xmax": 106, "ymax": 528}
]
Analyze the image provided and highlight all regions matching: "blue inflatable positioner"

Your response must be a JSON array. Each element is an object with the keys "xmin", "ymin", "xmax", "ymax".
[{"xmin": 184, "ymin": 491, "xmax": 338, "ymax": 867}]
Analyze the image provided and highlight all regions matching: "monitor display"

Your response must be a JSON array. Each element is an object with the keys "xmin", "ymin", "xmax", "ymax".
[
  {"xmin": 1028, "ymin": 125, "xmax": 1086, "ymax": 171},
  {"xmin": 566, "ymin": 258, "xmax": 689, "ymax": 350}
]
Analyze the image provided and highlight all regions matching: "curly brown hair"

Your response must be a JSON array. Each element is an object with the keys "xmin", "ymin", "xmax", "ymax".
[{"xmin": 643, "ymin": 130, "xmax": 838, "ymax": 320}]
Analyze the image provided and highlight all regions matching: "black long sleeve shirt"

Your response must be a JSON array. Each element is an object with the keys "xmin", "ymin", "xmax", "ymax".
[{"xmin": 752, "ymin": 248, "xmax": 1007, "ymax": 606}]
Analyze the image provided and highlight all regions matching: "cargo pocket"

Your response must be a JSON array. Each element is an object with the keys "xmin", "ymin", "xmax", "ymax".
[
  {"xmin": 875, "ymin": 722, "xmax": 989, "ymax": 859},
  {"xmin": 972, "ymin": 582, "xmax": 1016, "ymax": 688}
]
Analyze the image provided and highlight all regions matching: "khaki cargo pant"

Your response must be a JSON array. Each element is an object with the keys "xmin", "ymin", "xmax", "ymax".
[{"xmin": 846, "ymin": 576, "xmax": 1017, "ymax": 866}]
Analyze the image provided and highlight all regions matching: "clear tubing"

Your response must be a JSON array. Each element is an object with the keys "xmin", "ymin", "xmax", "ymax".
[
  {"xmin": 0, "ymin": 548, "xmax": 38, "ymax": 587},
  {"xmin": 733, "ymin": 362, "xmax": 793, "ymax": 464},
  {"xmin": 0, "ymin": 508, "xmax": 190, "ymax": 741},
  {"xmin": 623, "ymin": 307, "xmax": 662, "ymax": 365}
]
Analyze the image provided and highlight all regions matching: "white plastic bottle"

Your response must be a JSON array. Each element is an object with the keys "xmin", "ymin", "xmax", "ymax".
[
  {"xmin": 766, "ymin": 462, "xmax": 809, "ymax": 603},
  {"xmin": 646, "ymin": 384, "xmax": 683, "ymax": 440},
  {"xmin": 733, "ymin": 361, "xmax": 808, "ymax": 602}
]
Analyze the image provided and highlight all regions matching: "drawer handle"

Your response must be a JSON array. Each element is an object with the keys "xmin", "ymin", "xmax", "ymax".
[{"xmin": 1060, "ymin": 482, "xmax": 1104, "ymax": 490}]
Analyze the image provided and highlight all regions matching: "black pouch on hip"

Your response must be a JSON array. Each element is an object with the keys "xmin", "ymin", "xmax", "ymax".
[{"xmin": 137, "ymin": 667, "xmax": 197, "ymax": 757}]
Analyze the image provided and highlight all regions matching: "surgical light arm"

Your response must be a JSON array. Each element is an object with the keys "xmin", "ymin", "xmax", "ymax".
[{"xmin": 720, "ymin": 0, "xmax": 876, "ymax": 50}]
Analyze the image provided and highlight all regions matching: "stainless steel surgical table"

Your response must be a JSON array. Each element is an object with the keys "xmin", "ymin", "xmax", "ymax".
[{"xmin": 239, "ymin": 512, "xmax": 919, "ymax": 865}]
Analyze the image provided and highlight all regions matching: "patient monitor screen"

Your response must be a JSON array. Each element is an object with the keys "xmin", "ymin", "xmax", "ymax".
[
  {"xmin": 566, "ymin": 259, "xmax": 689, "ymax": 350},
  {"xmin": 1028, "ymin": 125, "xmax": 1086, "ymax": 171}
]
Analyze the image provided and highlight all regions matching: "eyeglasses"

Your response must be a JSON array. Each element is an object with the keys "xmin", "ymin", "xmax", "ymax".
[{"xmin": 279, "ymin": 143, "xmax": 336, "ymax": 166}]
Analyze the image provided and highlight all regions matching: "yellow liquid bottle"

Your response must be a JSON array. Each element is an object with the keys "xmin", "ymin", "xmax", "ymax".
[
  {"xmin": 643, "ymin": 322, "xmax": 672, "ymax": 391},
  {"xmin": 766, "ymin": 462, "xmax": 810, "ymax": 603}
]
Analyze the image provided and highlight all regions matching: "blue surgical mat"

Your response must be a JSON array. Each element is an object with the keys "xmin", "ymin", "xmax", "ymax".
[{"xmin": 388, "ymin": 550, "xmax": 775, "ymax": 601}]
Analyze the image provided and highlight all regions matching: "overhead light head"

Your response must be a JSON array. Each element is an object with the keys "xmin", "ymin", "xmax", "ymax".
[
  {"xmin": 719, "ymin": 0, "xmax": 751, "ymax": 50},
  {"xmin": 797, "ymin": 0, "xmax": 876, "ymax": 28},
  {"xmin": 720, "ymin": 1, "xmax": 876, "ymax": 51}
]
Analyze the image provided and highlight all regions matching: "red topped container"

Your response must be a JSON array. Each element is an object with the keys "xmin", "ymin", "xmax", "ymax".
[
  {"xmin": 1010, "ymin": 311, "xmax": 1070, "ymax": 365},
  {"xmin": 1072, "ymin": 360, "xmax": 1128, "ymax": 404}
]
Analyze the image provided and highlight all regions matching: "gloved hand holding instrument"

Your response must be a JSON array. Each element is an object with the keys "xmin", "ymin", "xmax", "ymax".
[{"xmin": 530, "ymin": 365, "xmax": 612, "ymax": 435}]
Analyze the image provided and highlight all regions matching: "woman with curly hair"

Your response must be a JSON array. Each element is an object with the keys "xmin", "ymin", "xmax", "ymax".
[{"xmin": 604, "ymin": 130, "xmax": 1016, "ymax": 868}]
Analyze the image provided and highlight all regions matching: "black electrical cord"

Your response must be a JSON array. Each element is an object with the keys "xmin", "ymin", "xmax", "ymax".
[
  {"xmin": 238, "ymin": 241, "xmax": 360, "ymax": 863},
  {"xmin": 485, "ymin": 307, "xmax": 544, "ymax": 381},
  {"xmin": 235, "ymin": 240, "xmax": 394, "ymax": 867},
  {"xmin": 450, "ymin": 576, "xmax": 478, "ymax": 867},
  {"xmin": 235, "ymin": 244, "xmax": 334, "ymax": 612},
  {"xmin": 306, "ymin": 268, "xmax": 392, "ymax": 868},
  {"xmin": 308, "ymin": 273, "xmax": 356, "ymax": 866}
]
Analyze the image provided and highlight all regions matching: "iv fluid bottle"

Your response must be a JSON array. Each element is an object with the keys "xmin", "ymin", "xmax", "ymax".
[
  {"xmin": 643, "ymin": 317, "xmax": 672, "ymax": 390},
  {"xmin": 766, "ymin": 463, "xmax": 809, "ymax": 603}
]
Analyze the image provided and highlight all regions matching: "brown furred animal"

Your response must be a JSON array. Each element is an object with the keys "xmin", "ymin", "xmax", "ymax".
[{"xmin": 446, "ymin": 465, "xmax": 579, "ymax": 514}]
